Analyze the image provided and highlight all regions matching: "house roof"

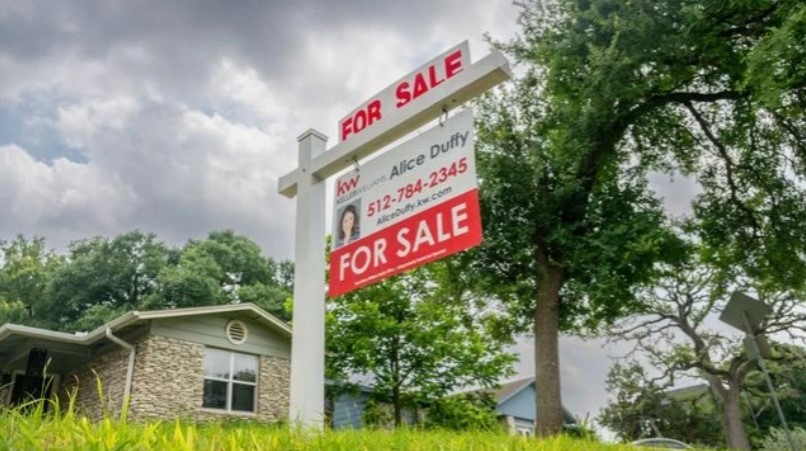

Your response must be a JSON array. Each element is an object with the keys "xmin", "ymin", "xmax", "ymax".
[
  {"xmin": 0, "ymin": 303, "xmax": 291, "ymax": 372},
  {"xmin": 492, "ymin": 377, "xmax": 535, "ymax": 406},
  {"xmin": 89, "ymin": 302, "xmax": 292, "ymax": 339},
  {"xmin": 661, "ymin": 384, "xmax": 710, "ymax": 404},
  {"xmin": 483, "ymin": 377, "xmax": 578, "ymax": 425}
]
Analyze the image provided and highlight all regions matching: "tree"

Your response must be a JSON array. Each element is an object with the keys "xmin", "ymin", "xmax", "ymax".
[
  {"xmin": 0, "ymin": 236, "xmax": 62, "ymax": 326},
  {"xmin": 0, "ymin": 230, "xmax": 292, "ymax": 330},
  {"xmin": 43, "ymin": 231, "xmax": 173, "ymax": 330},
  {"xmin": 0, "ymin": 299, "xmax": 28, "ymax": 325},
  {"xmin": 605, "ymin": 260, "xmax": 806, "ymax": 449},
  {"xmin": 601, "ymin": 348, "xmax": 806, "ymax": 449},
  {"xmin": 183, "ymin": 230, "xmax": 276, "ymax": 291},
  {"xmin": 144, "ymin": 253, "xmax": 223, "ymax": 309},
  {"xmin": 148, "ymin": 230, "xmax": 292, "ymax": 319},
  {"xmin": 476, "ymin": 0, "xmax": 806, "ymax": 435},
  {"xmin": 326, "ymin": 258, "xmax": 516, "ymax": 427},
  {"xmin": 599, "ymin": 362, "xmax": 724, "ymax": 447},
  {"xmin": 744, "ymin": 345, "xmax": 806, "ymax": 447},
  {"xmin": 237, "ymin": 282, "xmax": 291, "ymax": 322}
]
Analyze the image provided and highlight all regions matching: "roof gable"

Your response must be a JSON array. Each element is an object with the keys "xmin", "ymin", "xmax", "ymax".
[
  {"xmin": 492, "ymin": 377, "xmax": 578, "ymax": 425},
  {"xmin": 493, "ymin": 377, "xmax": 534, "ymax": 406},
  {"xmin": 95, "ymin": 303, "xmax": 292, "ymax": 339},
  {"xmin": 0, "ymin": 303, "xmax": 290, "ymax": 346}
]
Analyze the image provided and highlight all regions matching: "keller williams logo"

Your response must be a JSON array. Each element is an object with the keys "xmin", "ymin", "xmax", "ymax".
[{"xmin": 336, "ymin": 175, "xmax": 360, "ymax": 196}]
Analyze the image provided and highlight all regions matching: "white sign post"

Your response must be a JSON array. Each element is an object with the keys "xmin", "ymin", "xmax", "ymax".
[
  {"xmin": 287, "ymin": 129, "xmax": 327, "ymax": 427},
  {"xmin": 279, "ymin": 43, "xmax": 511, "ymax": 430}
]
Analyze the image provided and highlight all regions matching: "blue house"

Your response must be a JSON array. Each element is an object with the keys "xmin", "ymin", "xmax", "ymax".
[
  {"xmin": 326, "ymin": 377, "xmax": 577, "ymax": 433},
  {"xmin": 326, "ymin": 382, "xmax": 419, "ymax": 429},
  {"xmin": 490, "ymin": 377, "xmax": 578, "ymax": 435},
  {"xmin": 326, "ymin": 382, "xmax": 373, "ymax": 429}
]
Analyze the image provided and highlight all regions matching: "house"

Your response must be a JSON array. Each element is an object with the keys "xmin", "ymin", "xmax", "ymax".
[
  {"xmin": 326, "ymin": 382, "xmax": 375, "ymax": 429},
  {"xmin": 0, "ymin": 303, "xmax": 291, "ymax": 423},
  {"xmin": 326, "ymin": 377, "xmax": 578, "ymax": 433},
  {"xmin": 326, "ymin": 382, "xmax": 420, "ymax": 429},
  {"xmin": 490, "ymin": 377, "xmax": 578, "ymax": 435}
]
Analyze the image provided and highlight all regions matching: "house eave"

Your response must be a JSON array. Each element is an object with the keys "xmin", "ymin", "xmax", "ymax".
[
  {"xmin": 0, "ymin": 323, "xmax": 87, "ymax": 345},
  {"xmin": 0, "ymin": 303, "xmax": 292, "ymax": 372}
]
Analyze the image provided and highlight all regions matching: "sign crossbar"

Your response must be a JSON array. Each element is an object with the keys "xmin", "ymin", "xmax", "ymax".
[{"xmin": 279, "ymin": 50, "xmax": 511, "ymax": 198}]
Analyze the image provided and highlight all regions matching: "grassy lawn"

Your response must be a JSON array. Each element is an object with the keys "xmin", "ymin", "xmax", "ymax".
[{"xmin": 0, "ymin": 404, "xmax": 716, "ymax": 450}]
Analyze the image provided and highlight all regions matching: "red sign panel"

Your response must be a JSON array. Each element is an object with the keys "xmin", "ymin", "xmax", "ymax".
[{"xmin": 329, "ymin": 189, "xmax": 481, "ymax": 297}]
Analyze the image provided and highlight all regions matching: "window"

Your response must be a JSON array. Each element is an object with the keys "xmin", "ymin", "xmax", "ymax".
[{"xmin": 202, "ymin": 348, "xmax": 258, "ymax": 413}]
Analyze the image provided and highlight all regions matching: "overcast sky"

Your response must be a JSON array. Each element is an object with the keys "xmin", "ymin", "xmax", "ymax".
[{"xmin": 0, "ymin": 0, "xmax": 706, "ymax": 434}]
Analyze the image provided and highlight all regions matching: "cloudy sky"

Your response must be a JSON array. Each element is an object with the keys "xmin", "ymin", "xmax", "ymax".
[{"xmin": 0, "ymin": 0, "xmax": 705, "ymax": 433}]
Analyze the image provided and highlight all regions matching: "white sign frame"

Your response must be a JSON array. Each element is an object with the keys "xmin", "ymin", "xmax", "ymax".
[{"xmin": 279, "ymin": 43, "xmax": 511, "ymax": 429}]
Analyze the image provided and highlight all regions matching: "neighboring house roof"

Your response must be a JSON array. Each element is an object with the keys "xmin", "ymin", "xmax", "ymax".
[
  {"xmin": 493, "ymin": 377, "xmax": 535, "ymax": 406},
  {"xmin": 660, "ymin": 384, "xmax": 713, "ymax": 408},
  {"xmin": 485, "ymin": 377, "xmax": 578, "ymax": 426},
  {"xmin": 325, "ymin": 379, "xmax": 375, "ymax": 394},
  {"xmin": 0, "ymin": 303, "xmax": 290, "ymax": 373},
  {"xmin": 663, "ymin": 384, "xmax": 709, "ymax": 400}
]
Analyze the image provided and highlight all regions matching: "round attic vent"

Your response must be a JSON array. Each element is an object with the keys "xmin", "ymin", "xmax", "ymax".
[{"xmin": 225, "ymin": 319, "xmax": 248, "ymax": 345}]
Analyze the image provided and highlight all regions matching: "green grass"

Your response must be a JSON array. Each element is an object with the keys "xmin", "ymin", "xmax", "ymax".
[{"xmin": 0, "ymin": 401, "xmax": 714, "ymax": 451}]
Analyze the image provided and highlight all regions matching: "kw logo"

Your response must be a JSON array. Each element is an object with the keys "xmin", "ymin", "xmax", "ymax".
[{"xmin": 336, "ymin": 175, "xmax": 360, "ymax": 196}]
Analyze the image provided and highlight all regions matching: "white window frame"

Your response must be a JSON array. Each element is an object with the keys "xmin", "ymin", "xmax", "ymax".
[{"xmin": 202, "ymin": 348, "xmax": 258, "ymax": 413}]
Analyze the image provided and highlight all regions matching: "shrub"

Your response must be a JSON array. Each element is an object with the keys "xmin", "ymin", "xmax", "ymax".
[
  {"xmin": 760, "ymin": 427, "xmax": 806, "ymax": 451},
  {"xmin": 425, "ymin": 392, "xmax": 502, "ymax": 431}
]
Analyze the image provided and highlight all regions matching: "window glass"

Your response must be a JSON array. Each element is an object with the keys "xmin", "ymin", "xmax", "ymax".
[
  {"xmin": 232, "ymin": 353, "xmax": 258, "ymax": 383},
  {"xmin": 231, "ymin": 383, "xmax": 255, "ymax": 412},
  {"xmin": 202, "ymin": 348, "xmax": 259, "ymax": 413},
  {"xmin": 202, "ymin": 380, "xmax": 227, "ymax": 409},
  {"xmin": 204, "ymin": 348, "xmax": 231, "ymax": 379}
]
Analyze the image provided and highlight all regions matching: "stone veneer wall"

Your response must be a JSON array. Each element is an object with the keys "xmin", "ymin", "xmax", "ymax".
[
  {"xmin": 129, "ymin": 335, "xmax": 290, "ymax": 423},
  {"xmin": 59, "ymin": 347, "xmax": 129, "ymax": 420},
  {"xmin": 255, "ymin": 351, "xmax": 290, "ymax": 422},
  {"xmin": 127, "ymin": 335, "xmax": 203, "ymax": 420}
]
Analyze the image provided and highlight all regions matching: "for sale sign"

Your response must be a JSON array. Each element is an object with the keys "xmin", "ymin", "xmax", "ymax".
[
  {"xmin": 338, "ymin": 41, "xmax": 470, "ymax": 144},
  {"xmin": 329, "ymin": 109, "xmax": 481, "ymax": 297}
]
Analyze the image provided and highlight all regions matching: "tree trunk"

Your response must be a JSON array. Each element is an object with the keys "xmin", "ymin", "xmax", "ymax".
[
  {"xmin": 723, "ymin": 383, "xmax": 751, "ymax": 450},
  {"xmin": 391, "ymin": 335, "xmax": 402, "ymax": 428},
  {"xmin": 393, "ymin": 383, "xmax": 402, "ymax": 428},
  {"xmin": 534, "ymin": 264, "xmax": 565, "ymax": 436}
]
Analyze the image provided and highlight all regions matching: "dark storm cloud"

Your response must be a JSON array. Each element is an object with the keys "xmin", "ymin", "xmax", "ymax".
[
  {"xmin": 0, "ymin": 0, "xmax": 491, "ymax": 97},
  {"xmin": 0, "ymin": 1, "xmax": 301, "ymax": 63},
  {"xmin": 0, "ymin": 1, "xmax": 307, "ymax": 103}
]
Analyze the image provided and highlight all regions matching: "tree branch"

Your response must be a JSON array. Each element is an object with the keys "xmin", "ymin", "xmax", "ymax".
[
  {"xmin": 683, "ymin": 100, "xmax": 762, "ymax": 232},
  {"xmin": 653, "ymin": 90, "xmax": 745, "ymax": 105}
]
